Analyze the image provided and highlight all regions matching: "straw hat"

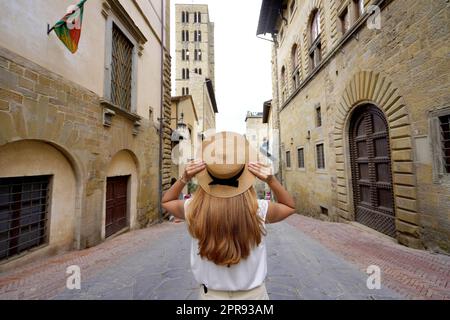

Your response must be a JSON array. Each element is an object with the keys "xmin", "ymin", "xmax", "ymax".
[{"xmin": 196, "ymin": 131, "xmax": 257, "ymax": 198}]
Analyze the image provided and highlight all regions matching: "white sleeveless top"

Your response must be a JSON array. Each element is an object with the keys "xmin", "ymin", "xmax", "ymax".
[{"xmin": 184, "ymin": 198, "xmax": 269, "ymax": 291}]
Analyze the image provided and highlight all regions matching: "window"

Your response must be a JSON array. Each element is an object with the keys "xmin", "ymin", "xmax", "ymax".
[
  {"xmin": 311, "ymin": 10, "xmax": 321, "ymax": 42},
  {"xmin": 186, "ymin": 49, "xmax": 189, "ymax": 61},
  {"xmin": 439, "ymin": 115, "xmax": 450, "ymax": 173},
  {"xmin": 182, "ymin": 11, "xmax": 189, "ymax": 23},
  {"xmin": 297, "ymin": 148, "xmax": 305, "ymax": 168},
  {"xmin": 309, "ymin": 10, "xmax": 322, "ymax": 71},
  {"xmin": 316, "ymin": 105, "xmax": 322, "ymax": 127},
  {"xmin": 194, "ymin": 30, "xmax": 202, "ymax": 42},
  {"xmin": 198, "ymin": 68, "xmax": 202, "ymax": 75},
  {"xmin": 290, "ymin": 0, "xmax": 297, "ymax": 18},
  {"xmin": 286, "ymin": 151, "xmax": 291, "ymax": 168},
  {"xmin": 291, "ymin": 44, "xmax": 300, "ymax": 89},
  {"xmin": 182, "ymin": 30, "xmax": 189, "ymax": 42},
  {"xmin": 339, "ymin": 7, "xmax": 350, "ymax": 34},
  {"xmin": 356, "ymin": 0, "xmax": 365, "ymax": 17},
  {"xmin": 281, "ymin": 66, "xmax": 286, "ymax": 103},
  {"xmin": 182, "ymin": 87, "xmax": 190, "ymax": 96},
  {"xmin": 0, "ymin": 176, "xmax": 50, "ymax": 261},
  {"xmin": 316, "ymin": 143, "xmax": 325, "ymax": 169},
  {"xmin": 194, "ymin": 11, "xmax": 201, "ymax": 23},
  {"xmin": 186, "ymin": 87, "xmax": 189, "ymax": 95},
  {"xmin": 182, "ymin": 49, "xmax": 186, "ymax": 61},
  {"xmin": 195, "ymin": 49, "xmax": 202, "ymax": 61},
  {"xmin": 111, "ymin": 24, "xmax": 133, "ymax": 111},
  {"xmin": 182, "ymin": 68, "xmax": 189, "ymax": 80}
]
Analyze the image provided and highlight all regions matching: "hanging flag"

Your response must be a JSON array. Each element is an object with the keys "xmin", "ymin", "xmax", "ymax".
[{"xmin": 48, "ymin": 0, "xmax": 87, "ymax": 53}]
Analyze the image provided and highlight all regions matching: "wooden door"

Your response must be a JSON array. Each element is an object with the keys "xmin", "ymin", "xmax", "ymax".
[
  {"xmin": 349, "ymin": 105, "xmax": 396, "ymax": 237},
  {"xmin": 105, "ymin": 176, "xmax": 129, "ymax": 238}
]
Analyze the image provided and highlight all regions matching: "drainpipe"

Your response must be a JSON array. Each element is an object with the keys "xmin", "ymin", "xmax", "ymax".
[
  {"xmin": 272, "ymin": 36, "xmax": 283, "ymax": 185},
  {"xmin": 158, "ymin": 0, "xmax": 165, "ymax": 223}
]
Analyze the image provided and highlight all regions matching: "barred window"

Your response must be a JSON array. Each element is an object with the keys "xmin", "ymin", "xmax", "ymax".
[
  {"xmin": 286, "ymin": 151, "xmax": 291, "ymax": 168},
  {"xmin": 111, "ymin": 24, "xmax": 133, "ymax": 111},
  {"xmin": 297, "ymin": 148, "xmax": 305, "ymax": 168},
  {"xmin": 440, "ymin": 115, "xmax": 450, "ymax": 173},
  {"xmin": 316, "ymin": 143, "xmax": 325, "ymax": 169},
  {"xmin": 0, "ymin": 176, "xmax": 50, "ymax": 261}
]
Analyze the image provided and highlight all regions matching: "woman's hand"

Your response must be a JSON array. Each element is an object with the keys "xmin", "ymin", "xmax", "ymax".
[
  {"xmin": 248, "ymin": 162, "xmax": 273, "ymax": 183},
  {"xmin": 183, "ymin": 159, "xmax": 206, "ymax": 182}
]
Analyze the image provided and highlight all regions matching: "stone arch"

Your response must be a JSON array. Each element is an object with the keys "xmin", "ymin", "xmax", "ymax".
[
  {"xmin": 103, "ymin": 149, "xmax": 140, "ymax": 239},
  {"xmin": 0, "ymin": 139, "xmax": 81, "ymax": 268},
  {"xmin": 334, "ymin": 71, "xmax": 421, "ymax": 247}
]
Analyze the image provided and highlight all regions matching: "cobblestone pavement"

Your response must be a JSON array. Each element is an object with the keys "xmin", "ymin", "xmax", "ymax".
[
  {"xmin": 0, "ymin": 214, "xmax": 449, "ymax": 300},
  {"xmin": 285, "ymin": 215, "xmax": 450, "ymax": 300}
]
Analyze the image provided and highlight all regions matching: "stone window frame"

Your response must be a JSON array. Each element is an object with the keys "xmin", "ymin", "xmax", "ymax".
[
  {"xmin": 315, "ymin": 142, "xmax": 326, "ymax": 171},
  {"xmin": 102, "ymin": 0, "xmax": 147, "ymax": 116},
  {"xmin": 286, "ymin": 150, "xmax": 292, "ymax": 169},
  {"xmin": 338, "ymin": 0, "xmax": 365, "ymax": 36},
  {"xmin": 297, "ymin": 146, "xmax": 306, "ymax": 171},
  {"xmin": 291, "ymin": 43, "xmax": 301, "ymax": 90},
  {"xmin": 280, "ymin": 65, "xmax": 287, "ymax": 103},
  {"xmin": 429, "ymin": 106, "xmax": 450, "ymax": 184},
  {"xmin": 308, "ymin": 9, "xmax": 322, "ymax": 71},
  {"xmin": 315, "ymin": 104, "xmax": 322, "ymax": 127}
]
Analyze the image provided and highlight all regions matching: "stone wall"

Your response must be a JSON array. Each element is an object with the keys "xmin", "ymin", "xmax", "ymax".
[
  {"xmin": 273, "ymin": 0, "xmax": 450, "ymax": 252},
  {"xmin": 0, "ymin": 46, "xmax": 162, "ymax": 266}
]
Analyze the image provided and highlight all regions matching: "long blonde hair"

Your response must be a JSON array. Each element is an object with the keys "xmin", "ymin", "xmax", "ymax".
[{"xmin": 186, "ymin": 186, "xmax": 266, "ymax": 266}]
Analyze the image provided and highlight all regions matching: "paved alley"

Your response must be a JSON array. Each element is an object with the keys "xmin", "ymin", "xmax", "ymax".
[{"xmin": 0, "ymin": 215, "xmax": 449, "ymax": 300}]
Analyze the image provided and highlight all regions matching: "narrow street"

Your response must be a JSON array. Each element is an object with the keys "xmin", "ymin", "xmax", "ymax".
[{"xmin": 1, "ymin": 215, "xmax": 449, "ymax": 300}]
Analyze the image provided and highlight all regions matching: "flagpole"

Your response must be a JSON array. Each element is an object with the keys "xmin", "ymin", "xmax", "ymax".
[{"xmin": 47, "ymin": 24, "xmax": 55, "ymax": 35}]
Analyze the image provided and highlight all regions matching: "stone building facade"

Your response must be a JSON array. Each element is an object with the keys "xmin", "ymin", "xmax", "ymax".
[
  {"xmin": 175, "ymin": 4, "xmax": 217, "ymax": 132},
  {"xmin": 0, "ymin": 0, "xmax": 172, "ymax": 270},
  {"xmin": 170, "ymin": 95, "xmax": 200, "ymax": 194},
  {"xmin": 245, "ymin": 111, "xmax": 269, "ymax": 198},
  {"xmin": 258, "ymin": 0, "xmax": 450, "ymax": 252}
]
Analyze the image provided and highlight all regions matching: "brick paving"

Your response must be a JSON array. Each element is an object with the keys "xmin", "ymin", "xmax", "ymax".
[
  {"xmin": 285, "ymin": 215, "xmax": 450, "ymax": 300},
  {"xmin": 0, "ymin": 214, "xmax": 448, "ymax": 300}
]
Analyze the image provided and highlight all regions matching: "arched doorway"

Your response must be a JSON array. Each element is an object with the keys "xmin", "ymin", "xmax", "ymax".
[
  {"xmin": 104, "ymin": 150, "xmax": 139, "ymax": 239},
  {"xmin": 349, "ymin": 104, "xmax": 396, "ymax": 237}
]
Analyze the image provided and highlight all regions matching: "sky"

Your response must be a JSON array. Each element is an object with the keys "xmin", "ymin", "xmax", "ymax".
[{"xmin": 170, "ymin": 0, "xmax": 273, "ymax": 134}]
